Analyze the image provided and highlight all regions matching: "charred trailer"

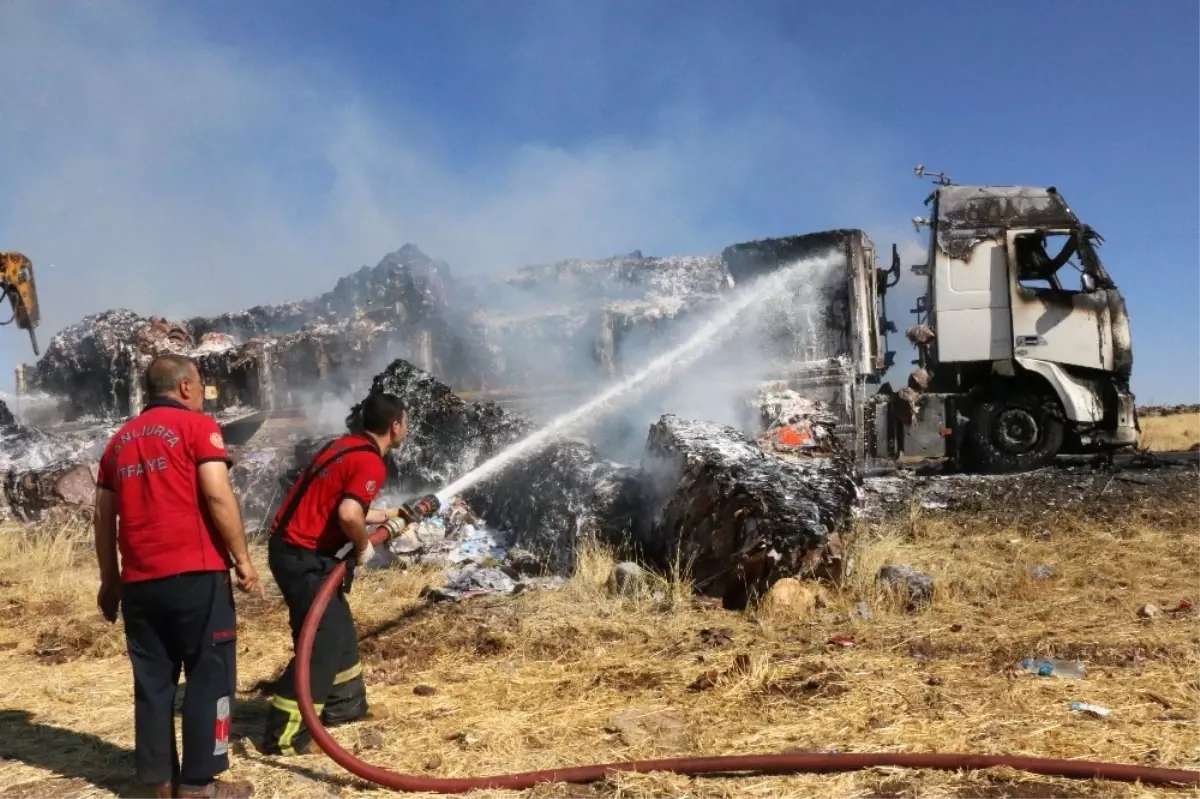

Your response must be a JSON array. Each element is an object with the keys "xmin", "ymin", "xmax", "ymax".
[
  {"xmin": 719, "ymin": 229, "xmax": 895, "ymax": 462},
  {"xmin": 867, "ymin": 174, "xmax": 1139, "ymax": 473}
]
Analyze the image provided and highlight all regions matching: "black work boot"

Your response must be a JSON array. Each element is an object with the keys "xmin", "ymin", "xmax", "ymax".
[
  {"xmin": 259, "ymin": 699, "xmax": 312, "ymax": 757},
  {"xmin": 320, "ymin": 673, "xmax": 369, "ymax": 728}
]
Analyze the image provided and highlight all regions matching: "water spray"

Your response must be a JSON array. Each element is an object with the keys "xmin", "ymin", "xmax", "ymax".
[{"xmin": 435, "ymin": 253, "xmax": 837, "ymax": 501}]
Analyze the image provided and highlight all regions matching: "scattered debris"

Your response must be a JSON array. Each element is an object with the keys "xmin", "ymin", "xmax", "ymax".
[
  {"xmin": 413, "ymin": 685, "xmax": 437, "ymax": 697},
  {"xmin": 1021, "ymin": 657, "xmax": 1086, "ymax": 679},
  {"xmin": 698, "ymin": 628, "xmax": 734, "ymax": 647},
  {"xmin": 1138, "ymin": 603, "xmax": 1161, "ymax": 619},
  {"xmin": 688, "ymin": 669, "xmax": 721, "ymax": 691},
  {"xmin": 925, "ymin": 675, "xmax": 945, "ymax": 686},
  {"xmin": 853, "ymin": 602, "xmax": 873, "ymax": 621},
  {"xmin": 827, "ymin": 634, "xmax": 856, "ymax": 648},
  {"xmin": 444, "ymin": 566, "xmax": 517, "ymax": 599},
  {"xmin": 353, "ymin": 359, "xmax": 640, "ymax": 575},
  {"xmin": 1071, "ymin": 701, "xmax": 1112, "ymax": 718}
]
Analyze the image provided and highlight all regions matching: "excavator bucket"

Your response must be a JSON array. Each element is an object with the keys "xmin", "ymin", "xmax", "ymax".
[{"xmin": 0, "ymin": 252, "xmax": 41, "ymax": 356}]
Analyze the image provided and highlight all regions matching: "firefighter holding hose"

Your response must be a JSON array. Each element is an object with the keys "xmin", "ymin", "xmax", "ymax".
[{"xmin": 262, "ymin": 391, "xmax": 435, "ymax": 756}]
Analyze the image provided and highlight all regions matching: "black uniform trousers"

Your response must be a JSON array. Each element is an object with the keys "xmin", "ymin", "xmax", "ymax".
[
  {"xmin": 121, "ymin": 570, "xmax": 237, "ymax": 786},
  {"xmin": 262, "ymin": 535, "xmax": 367, "ymax": 756}
]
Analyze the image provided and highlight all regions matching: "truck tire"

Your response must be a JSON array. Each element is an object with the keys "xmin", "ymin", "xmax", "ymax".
[{"xmin": 964, "ymin": 386, "xmax": 1065, "ymax": 474}]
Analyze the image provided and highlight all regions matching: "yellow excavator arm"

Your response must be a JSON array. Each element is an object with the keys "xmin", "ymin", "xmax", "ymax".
[{"xmin": 0, "ymin": 252, "xmax": 41, "ymax": 356}]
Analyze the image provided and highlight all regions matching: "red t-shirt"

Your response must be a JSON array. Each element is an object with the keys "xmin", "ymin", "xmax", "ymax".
[
  {"xmin": 271, "ymin": 433, "xmax": 387, "ymax": 554},
  {"xmin": 97, "ymin": 398, "xmax": 234, "ymax": 583}
]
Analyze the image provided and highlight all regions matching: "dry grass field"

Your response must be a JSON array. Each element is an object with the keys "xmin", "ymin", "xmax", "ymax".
[
  {"xmin": 1139, "ymin": 412, "xmax": 1200, "ymax": 453},
  {"xmin": 0, "ymin": 471, "xmax": 1197, "ymax": 799}
]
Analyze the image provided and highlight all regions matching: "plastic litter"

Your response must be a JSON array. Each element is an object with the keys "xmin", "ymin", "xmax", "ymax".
[
  {"xmin": 1071, "ymin": 702, "xmax": 1112, "ymax": 718},
  {"xmin": 1021, "ymin": 657, "xmax": 1086, "ymax": 679}
]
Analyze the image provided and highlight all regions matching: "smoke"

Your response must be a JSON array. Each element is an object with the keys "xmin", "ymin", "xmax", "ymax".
[{"xmin": 0, "ymin": 3, "xmax": 926, "ymax": 383}]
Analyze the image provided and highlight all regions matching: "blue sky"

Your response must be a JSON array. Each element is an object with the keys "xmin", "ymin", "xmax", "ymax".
[{"xmin": 0, "ymin": 1, "xmax": 1195, "ymax": 402}]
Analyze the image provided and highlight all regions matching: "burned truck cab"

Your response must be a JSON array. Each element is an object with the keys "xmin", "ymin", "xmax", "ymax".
[{"xmin": 874, "ymin": 177, "xmax": 1139, "ymax": 472}]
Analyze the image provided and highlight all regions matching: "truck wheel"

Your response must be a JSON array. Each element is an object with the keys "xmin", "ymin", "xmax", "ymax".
[{"xmin": 964, "ymin": 387, "xmax": 1065, "ymax": 474}]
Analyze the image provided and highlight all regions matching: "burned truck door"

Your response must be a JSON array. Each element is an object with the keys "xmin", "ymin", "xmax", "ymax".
[
  {"xmin": 1006, "ymin": 229, "xmax": 1111, "ymax": 372},
  {"xmin": 931, "ymin": 236, "xmax": 1013, "ymax": 363}
]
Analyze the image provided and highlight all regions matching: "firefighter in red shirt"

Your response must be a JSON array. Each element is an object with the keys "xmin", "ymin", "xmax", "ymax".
[
  {"xmin": 262, "ymin": 391, "xmax": 413, "ymax": 756},
  {"xmin": 94, "ymin": 354, "xmax": 264, "ymax": 799}
]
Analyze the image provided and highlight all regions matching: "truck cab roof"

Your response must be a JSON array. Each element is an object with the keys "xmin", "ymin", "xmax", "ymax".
[{"xmin": 934, "ymin": 185, "xmax": 1080, "ymax": 230}]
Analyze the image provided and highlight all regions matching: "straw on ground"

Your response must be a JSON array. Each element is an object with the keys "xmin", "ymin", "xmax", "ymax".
[{"xmin": 0, "ymin": 494, "xmax": 1196, "ymax": 799}]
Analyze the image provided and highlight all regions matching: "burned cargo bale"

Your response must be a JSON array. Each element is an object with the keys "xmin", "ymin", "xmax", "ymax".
[
  {"xmin": 0, "ymin": 398, "xmax": 16, "ymax": 431},
  {"xmin": 346, "ymin": 359, "xmax": 532, "ymax": 491},
  {"xmin": 228, "ymin": 446, "xmax": 295, "ymax": 535},
  {"xmin": 0, "ymin": 418, "xmax": 113, "ymax": 473},
  {"xmin": 267, "ymin": 319, "xmax": 394, "ymax": 407},
  {"xmin": 315, "ymin": 244, "xmax": 457, "ymax": 321},
  {"xmin": 478, "ymin": 251, "xmax": 730, "ymax": 390},
  {"xmin": 720, "ymin": 230, "xmax": 862, "ymax": 366},
  {"xmin": 2, "ymin": 460, "xmax": 97, "ymax": 523},
  {"xmin": 33, "ymin": 310, "xmax": 193, "ymax": 420},
  {"xmin": 347, "ymin": 359, "xmax": 639, "ymax": 573},
  {"xmin": 472, "ymin": 310, "xmax": 599, "ymax": 389},
  {"xmin": 753, "ymin": 382, "xmax": 843, "ymax": 453},
  {"xmin": 188, "ymin": 301, "xmax": 312, "ymax": 342},
  {"xmin": 465, "ymin": 439, "xmax": 641, "ymax": 574},
  {"xmin": 639, "ymin": 414, "xmax": 858, "ymax": 610},
  {"xmin": 503, "ymin": 251, "xmax": 730, "ymax": 301},
  {"xmin": 187, "ymin": 245, "xmax": 487, "ymax": 391}
]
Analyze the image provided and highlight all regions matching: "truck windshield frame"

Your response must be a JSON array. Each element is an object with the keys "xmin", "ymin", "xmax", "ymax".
[{"xmin": 1013, "ymin": 226, "xmax": 1114, "ymax": 294}]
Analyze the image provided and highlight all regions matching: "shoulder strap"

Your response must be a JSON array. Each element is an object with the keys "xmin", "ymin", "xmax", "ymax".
[{"xmin": 272, "ymin": 439, "xmax": 378, "ymax": 538}]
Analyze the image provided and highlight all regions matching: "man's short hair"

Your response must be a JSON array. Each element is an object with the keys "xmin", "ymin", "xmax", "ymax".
[
  {"xmin": 144, "ymin": 354, "xmax": 198, "ymax": 397},
  {"xmin": 359, "ymin": 392, "xmax": 408, "ymax": 435}
]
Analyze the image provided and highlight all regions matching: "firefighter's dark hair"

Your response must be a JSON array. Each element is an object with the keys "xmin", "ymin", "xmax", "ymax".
[
  {"xmin": 145, "ymin": 354, "xmax": 198, "ymax": 397},
  {"xmin": 359, "ymin": 392, "xmax": 408, "ymax": 435}
]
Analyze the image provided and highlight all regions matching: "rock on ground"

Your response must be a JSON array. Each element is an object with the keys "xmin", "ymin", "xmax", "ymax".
[
  {"xmin": 877, "ymin": 564, "xmax": 935, "ymax": 606},
  {"xmin": 764, "ymin": 577, "xmax": 819, "ymax": 615},
  {"xmin": 638, "ymin": 414, "xmax": 859, "ymax": 610},
  {"xmin": 607, "ymin": 561, "xmax": 649, "ymax": 598}
]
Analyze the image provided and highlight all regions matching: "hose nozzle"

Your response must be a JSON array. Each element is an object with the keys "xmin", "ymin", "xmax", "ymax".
[{"xmin": 398, "ymin": 494, "xmax": 440, "ymax": 522}]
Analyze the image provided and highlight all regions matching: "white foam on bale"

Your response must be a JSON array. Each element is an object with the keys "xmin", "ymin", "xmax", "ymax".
[{"xmin": 0, "ymin": 422, "xmax": 116, "ymax": 470}]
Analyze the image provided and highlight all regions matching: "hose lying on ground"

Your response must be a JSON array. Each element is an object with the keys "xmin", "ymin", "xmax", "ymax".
[{"xmin": 293, "ymin": 527, "xmax": 1200, "ymax": 793}]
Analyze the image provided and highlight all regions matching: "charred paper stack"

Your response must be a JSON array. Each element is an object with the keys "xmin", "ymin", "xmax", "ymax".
[
  {"xmin": 346, "ymin": 359, "xmax": 532, "ymax": 491},
  {"xmin": 639, "ymin": 414, "xmax": 859, "ymax": 609},
  {"xmin": 466, "ymin": 440, "xmax": 641, "ymax": 574},
  {"xmin": 34, "ymin": 310, "xmax": 193, "ymax": 420},
  {"xmin": 188, "ymin": 244, "xmax": 485, "ymax": 394},
  {"xmin": 346, "ymin": 359, "xmax": 638, "ymax": 572},
  {"xmin": 1, "ymin": 461, "xmax": 98, "ymax": 523}
]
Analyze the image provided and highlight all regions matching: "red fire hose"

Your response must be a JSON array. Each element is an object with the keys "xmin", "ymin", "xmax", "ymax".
[{"xmin": 292, "ymin": 527, "xmax": 1199, "ymax": 792}]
